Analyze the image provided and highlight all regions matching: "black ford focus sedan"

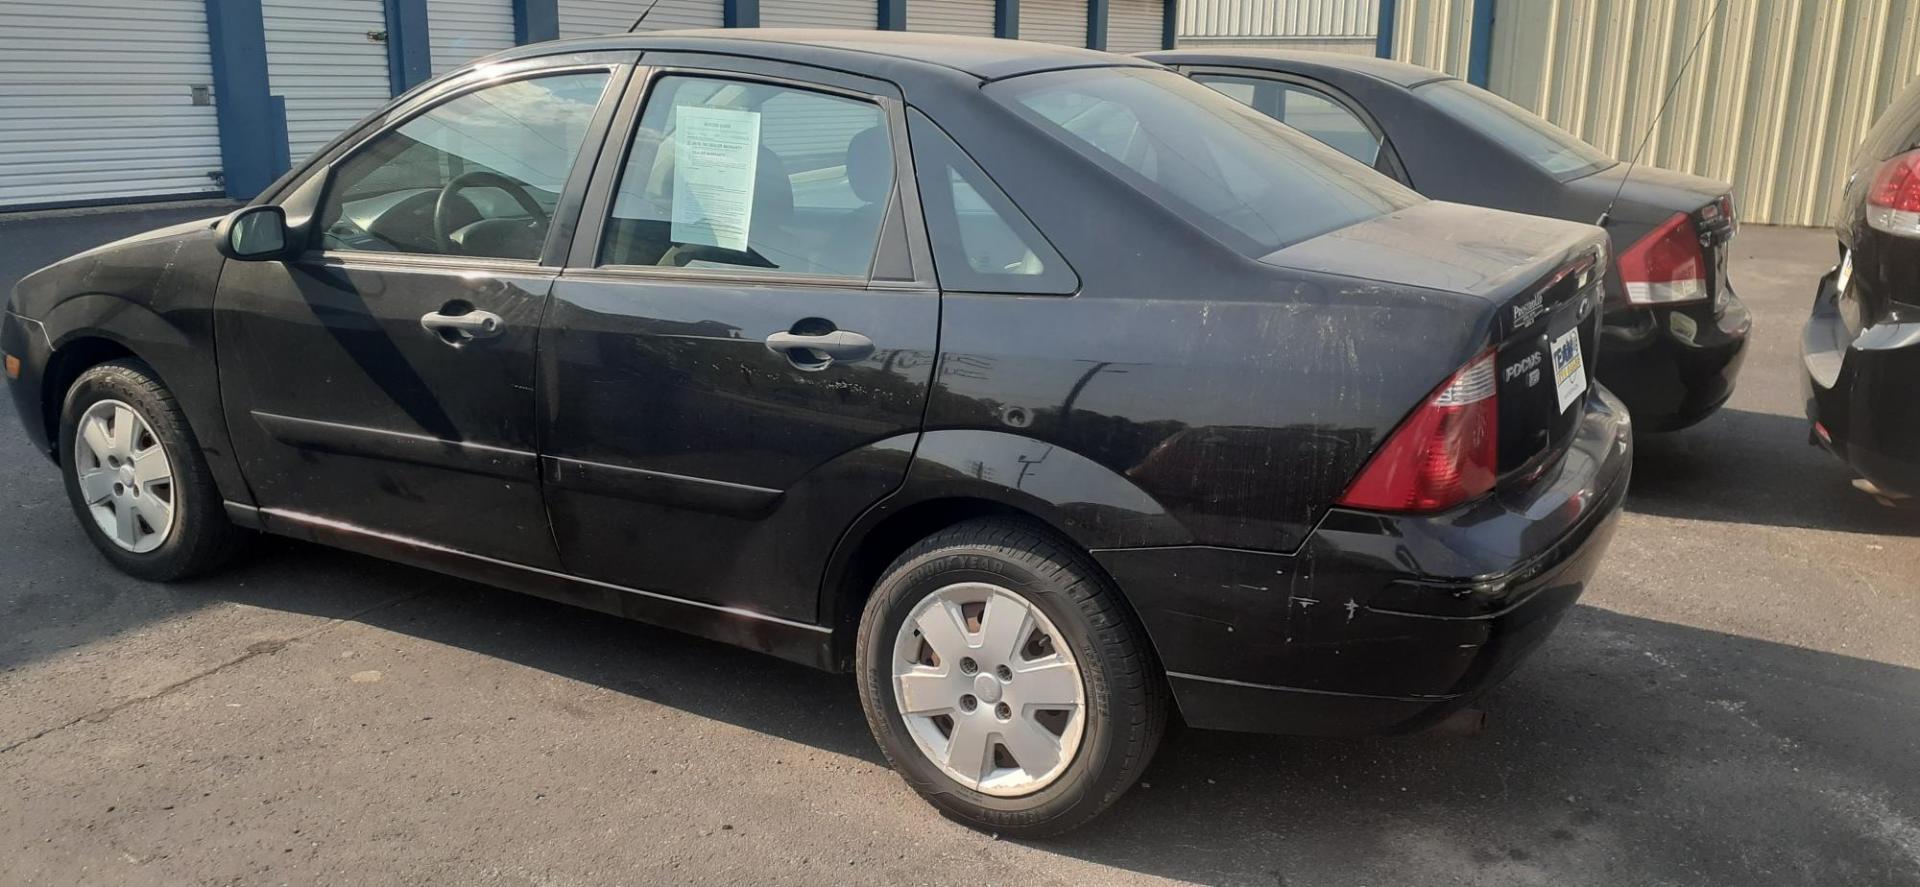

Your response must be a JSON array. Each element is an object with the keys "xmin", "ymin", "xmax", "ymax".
[
  {"xmin": 1804, "ymin": 76, "xmax": 1920, "ymax": 500},
  {"xmin": 2, "ymin": 31, "xmax": 1629, "ymax": 835},
  {"xmin": 1143, "ymin": 48, "xmax": 1750, "ymax": 432}
]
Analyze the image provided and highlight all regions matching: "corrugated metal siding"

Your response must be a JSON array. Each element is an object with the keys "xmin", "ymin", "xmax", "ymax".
[
  {"xmin": 557, "ymin": 0, "xmax": 722, "ymax": 37},
  {"xmin": 1489, "ymin": 0, "xmax": 1920, "ymax": 226},
  {"xmin": 264, "ymin": 0, "xmax": 394, "ymax": 163},
  {"xmin": 1177, "ymin": 35, "xmax": 1375, "ymax": 53},
  {"xmin": 429, "ymin": 0, "xmax": 518, "ymax": 75},
  {"xmin": 762, "ymin": 0, "xmax": 876, "ymax": 29},
  {"xmin": 1022, "ymin": 0, "xmax": 1088, "ymax": 47},
  {"xmin": 1180, "ymin": 0, "xmax": 1376, "ymax": 38},
  {"xmin": 907, "ymin": 0, "xmax": 996, "ymax": 37},
  {"xmin": 1388, "ymin": 0, "xmax": 1474, "ymax": 79},
  {"xmin": 1108, "ymin": 0, "xmax": 1166, "ymax": 52},
  {"xmin": 0, "ymin": 0, "xmax": 224, "ymax": 207}
]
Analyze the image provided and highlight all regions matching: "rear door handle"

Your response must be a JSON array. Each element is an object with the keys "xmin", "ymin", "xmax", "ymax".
[
  {"xmin": 765, "ymin": 329, "xmax": 875, "ymax": 363},
  {"xmin": 421, "ymin": 308, "xmax": 504, "ymax": 343}
]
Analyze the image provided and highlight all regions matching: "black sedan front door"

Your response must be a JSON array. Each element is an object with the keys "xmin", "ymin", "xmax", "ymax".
[
  {"xmin": 216, "ymin": 64, "xmax": 627, "ymax": 567},
  {"xmin": 539, "ymin": 61, "xmax": 940, "ymax": 623}
]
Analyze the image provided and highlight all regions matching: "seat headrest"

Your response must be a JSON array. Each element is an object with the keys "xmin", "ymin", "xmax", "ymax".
[{"xmin": 846, "ymin": 126, "xmax": 893, "ymax": 205}]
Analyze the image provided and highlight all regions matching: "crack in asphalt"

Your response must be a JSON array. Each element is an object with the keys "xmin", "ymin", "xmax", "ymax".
[{"xmin": 0, "ymin": 591, "xmax": 423, "ymax": 755}]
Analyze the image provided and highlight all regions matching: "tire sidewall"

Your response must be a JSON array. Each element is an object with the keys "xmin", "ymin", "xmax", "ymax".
[
  {"xmin": 859, "ymin": 546, "xmax": 1125, "ymax": 826},
  {"xmin": 58, "ymin": 363, "xmax": 211, "ymax": 579}
]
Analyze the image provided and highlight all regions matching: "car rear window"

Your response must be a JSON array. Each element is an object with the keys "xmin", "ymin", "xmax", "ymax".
[
  {"xmin": 1858, "ymin": 76, "xmax": 1920, "ymax": 162},
  {"xmin": 1416, "ymin": 80, "xmax": 1615, "ymax": 180},
  {"xmin": 988, "ymin": 67, "xmax": 1421, "ymax": 256}
]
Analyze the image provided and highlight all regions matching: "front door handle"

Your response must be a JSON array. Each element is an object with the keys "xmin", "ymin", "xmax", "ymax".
[
  {"xmin": 765, "ymin": 329, "xmax": 875, "ymax": 366},
  {"xmin": 421, "ymin": 308, "xmax": 505, "ymax": 343}
]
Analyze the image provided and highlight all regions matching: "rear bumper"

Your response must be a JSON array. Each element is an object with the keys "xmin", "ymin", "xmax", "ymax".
[
  {"xmin": 1802, "ymin": 266, "xmax": 1920, "ymax": 497},
  {"xmin": 1096, "ymin": 387, "xmax": 1632, "ymax": 736},
  {"xmin": 2, "ymin": 310, "xmax": 54, "ymax": 458},
  {"xmin": 1595, "ymin": 294, "xmax": 1751, "ymax": 432}
]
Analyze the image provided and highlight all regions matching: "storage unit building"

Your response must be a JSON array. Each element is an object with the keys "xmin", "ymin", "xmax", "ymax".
[
  {"xmin": 0, "ymin": 0, "xmax": 1172, "ymax": 212},
  {"xmin": 1177, "ymin": 0, "xmax": 1377, "ymax": 54},
  {"xmin": 0, "ymin": 0, "xmax": 226, "ymax": 207},
  {"xmin": 428, "ymin": 0, "xmax": 519, "ymax": 75},
  {"xmin": 905, "ymin": 0, "xmax": 996, "ymax": 37}
]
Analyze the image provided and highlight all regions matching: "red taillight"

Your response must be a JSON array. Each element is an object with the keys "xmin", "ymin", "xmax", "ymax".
[
  {"xmin": 1618, "ymin": 212, "xmax": 1708, "ymax": 305},
  {"xmin": 1867, "ymin": 150, "xmax": 1920, "ymax": 237},
  {"xmin": 1338, "ymin": 352, "xmax": 1498, "ymax": 513}
]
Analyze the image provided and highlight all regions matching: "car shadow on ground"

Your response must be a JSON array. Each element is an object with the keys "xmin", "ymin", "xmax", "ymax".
[
  {"xmin": 1626, "ymin": 406, "xmax": 1919, "ymax": 536},
  {"xmin": 144, "ymin": 535, "xmax": 1920, "ymax": 885}
]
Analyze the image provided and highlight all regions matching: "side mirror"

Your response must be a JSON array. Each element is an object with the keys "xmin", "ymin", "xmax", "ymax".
[{"xmin": 216, "ymin": 205, "xmax": 292, "ymax": 261}]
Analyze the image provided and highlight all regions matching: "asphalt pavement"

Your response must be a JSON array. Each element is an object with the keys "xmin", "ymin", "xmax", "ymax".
[{"xmin": 1, "ymin": 207, "xmax": 1917, "ymax": 886}]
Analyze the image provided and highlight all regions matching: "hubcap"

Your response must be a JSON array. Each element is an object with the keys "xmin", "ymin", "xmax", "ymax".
[
  {"xmin": 892, "ymin": 582, "xmax": 1086, "ymax": 797},
  {"xmin": 74, "ymin": 399, "xmax": 175, "ymax": 554}
]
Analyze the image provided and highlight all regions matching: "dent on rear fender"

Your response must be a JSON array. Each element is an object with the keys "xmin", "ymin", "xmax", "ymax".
[{"xmin": 904, "ymin": 429, "xmax": 1193, "ymax": 549}]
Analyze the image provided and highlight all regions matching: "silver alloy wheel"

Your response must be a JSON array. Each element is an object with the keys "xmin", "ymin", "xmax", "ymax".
[
  {"xmin": 892, "ymin": 581, "xmax": 1086, "ymax": 797},
  {"xmin": 74, "ymin": 399, "xmax": 176, "ymax": 554}
]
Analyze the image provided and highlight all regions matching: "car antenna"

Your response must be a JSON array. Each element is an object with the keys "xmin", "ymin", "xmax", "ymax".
[
  {"xmin": 1598, "ymin": 0, "xmax": 1726, "ymax": 228},
  {"xmin": 627, "ymin": 0, "xmax": 666, "ymax": 32}
]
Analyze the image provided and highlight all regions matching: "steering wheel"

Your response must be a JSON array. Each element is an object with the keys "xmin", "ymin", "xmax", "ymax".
[
  {"xmin": 661, "ymin": 242, "xmax": 779, "ymax": 269},
  {"xmin": 433, "ymin": 171, "xmax": 548, "ymax": 255}
]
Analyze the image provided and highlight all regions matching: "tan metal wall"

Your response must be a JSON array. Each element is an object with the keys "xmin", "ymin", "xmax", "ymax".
[
  {"xmin": 1387, "ymin": 0, "xmax": 1474, "ymax": 78},
  {"xmin": 1490, "ymin": 0, "xmax": 1920, "ymax": 226},
  {"xmin": 1179, "ymin": 0, "xmax": 1378, "ymax": 38}
]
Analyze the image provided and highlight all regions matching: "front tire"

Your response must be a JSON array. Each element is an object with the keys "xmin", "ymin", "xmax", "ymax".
[
  {"xmin": 855, "ymin": 518, "xmax": 1167, "ymax": 836},
  {"xmin": 58, "ymin": 359, "xmax": 248, "ymax": 581}
]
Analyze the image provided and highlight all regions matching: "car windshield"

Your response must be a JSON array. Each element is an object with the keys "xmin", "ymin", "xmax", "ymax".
[
  {"xmin": 1416, "ymin": 80, "xmax": 1616, "ymax": 180},
  {"xmin": 988, "ymin": 66, "xmax": 1421, "ymax": 256}
]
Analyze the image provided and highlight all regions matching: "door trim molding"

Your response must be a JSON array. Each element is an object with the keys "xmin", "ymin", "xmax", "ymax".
[
  {"xmin": 541, "ymin": 455, "xmax": 783, "ymax": 517},
  {"xmin": 258, "ymin": 507, "xmax": 838, "ymax": 668},
  {"xmin": 252, "ymin": 411, "xmax": 538, "ymax": 480}
]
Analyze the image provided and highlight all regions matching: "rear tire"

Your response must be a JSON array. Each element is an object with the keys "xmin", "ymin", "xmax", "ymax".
[
  {"xmin": 58, "ymin": 359, "xmax": 248, "ymax": 581},
  {"xmin": 855, "ymin": 518, "xmax": 1167, "ymax": 836}
]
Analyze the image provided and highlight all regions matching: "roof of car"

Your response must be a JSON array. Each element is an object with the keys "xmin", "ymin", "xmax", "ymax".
[
  {"xmin": 491, "ymin": 28, "xmax": 1159, "ymax": 81},
  {"xmin": 1135, "ymin": 48, "xmax": 1452, "ymax": 89}
]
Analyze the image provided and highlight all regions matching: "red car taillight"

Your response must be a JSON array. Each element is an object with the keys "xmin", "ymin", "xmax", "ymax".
[
  {"xmin": 1867, "ymin": 149, "xmax": 1920, "ymax": 237},
  {"xmin": 1618, "ymin": 211, "xmax": 1708, "ymax": 305},
  {"xmin": 1338, "ymin": 352, "xmax": 1498, "ymax": 514}
]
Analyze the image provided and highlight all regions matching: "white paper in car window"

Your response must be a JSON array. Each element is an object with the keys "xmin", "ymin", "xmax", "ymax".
[{"xmin": 670, "ymin": 106, "xmax": 761, "ymax": 252}]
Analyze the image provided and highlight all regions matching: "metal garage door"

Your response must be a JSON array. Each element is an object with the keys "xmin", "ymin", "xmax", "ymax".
[
  {"xmin": 0, "ymin": 0, "xmax": 224, "ymax": 209},
  {"xmin": 760, "ymin": 0, "xmax": 875, "ymax": 29},
  {"xmin": 1021, "ymin": 0, "xmax": 1086, "ymax": 47},
  {"xmin": 557, "ymin": 0, "xmax": 722, "ymax": 37},
  {"xmin": 264, "ymin": 0, "xmax": 394, "ymax": 163},
  {"xmin": 1106, "ymin": 0, "xmax": 1164, "ymax": 52},
  {"xmin": 906, "ymin": 0, "xmax": 994, "ymax": 38},
  {"xmin": 429, "ymin": 0, "xmax": 518, "ymax": 76}
]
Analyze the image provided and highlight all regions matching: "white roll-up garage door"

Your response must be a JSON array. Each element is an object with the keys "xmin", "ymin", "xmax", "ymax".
[
  {"xmin": 760, "ymin": 0, "xmax": 875, "ymax": 29},
  {"xmin": 558, "ymin": 0, "xmax": 723, "ymax": 37},
  {"xmin": 428, "ymin": 0, "xmax": 518, "ymax": 76},
  {"xmin": 906, "ymin": 0, "xmax": 994, "ymax": 38},
  {"xmin": 1020, "ymin": 0, "xmax": 1086, "ymax": 47},
  {"xmin": 264, "ymin": 0, "xmax": 394, "ymax": 163},
  {"xmin": 1106, "ymin": 0, "xmax": 1163, "ymax": 53},
  {"xmin": 0, "ymin": 0, "xmax": 224, "ymax": 209}
]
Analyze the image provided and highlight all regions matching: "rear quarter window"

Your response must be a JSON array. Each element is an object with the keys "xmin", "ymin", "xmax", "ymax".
[
  {"xmin": 989, "ymin": 67, "xmax": 1421, "ymax": 257},
  {"xmin": 1416, "ymin": 80, "xmax": 1615, "ymax": 181}
]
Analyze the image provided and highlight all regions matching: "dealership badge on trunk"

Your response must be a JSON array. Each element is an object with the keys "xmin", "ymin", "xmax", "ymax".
[{"xmin": 1551, "ymin": 328, "xmax": 1588, "ymax": 413}]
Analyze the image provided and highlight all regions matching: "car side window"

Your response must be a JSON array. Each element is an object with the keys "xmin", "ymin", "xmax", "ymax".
[
  {"xmin": 1192, "ymin": 74, "xmax": 1382, "ymax": 167},
  {"xmin": 906, "ymin": 109, "xmax": 1076, "ymax": 295},
  {"xmin": 1278, "ymin": 85, "xmax": 1382, "ymax": 167},
  {"xmin": 599, "ymin": 75, "xmax": 895, "ymax": 278},
  {"xmin": 316, "ymin": 71, "xmax": 612, "ymax": 261}
]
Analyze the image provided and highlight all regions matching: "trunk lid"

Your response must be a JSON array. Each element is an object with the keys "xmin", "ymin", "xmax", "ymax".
[
  {"xmin": 1571, "ymin": 164, "xmax": 1736, "ymax": 311},
  {"xmin": 1264, "ymin": 200, "xmax": 1609, "ymax": 480}
]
